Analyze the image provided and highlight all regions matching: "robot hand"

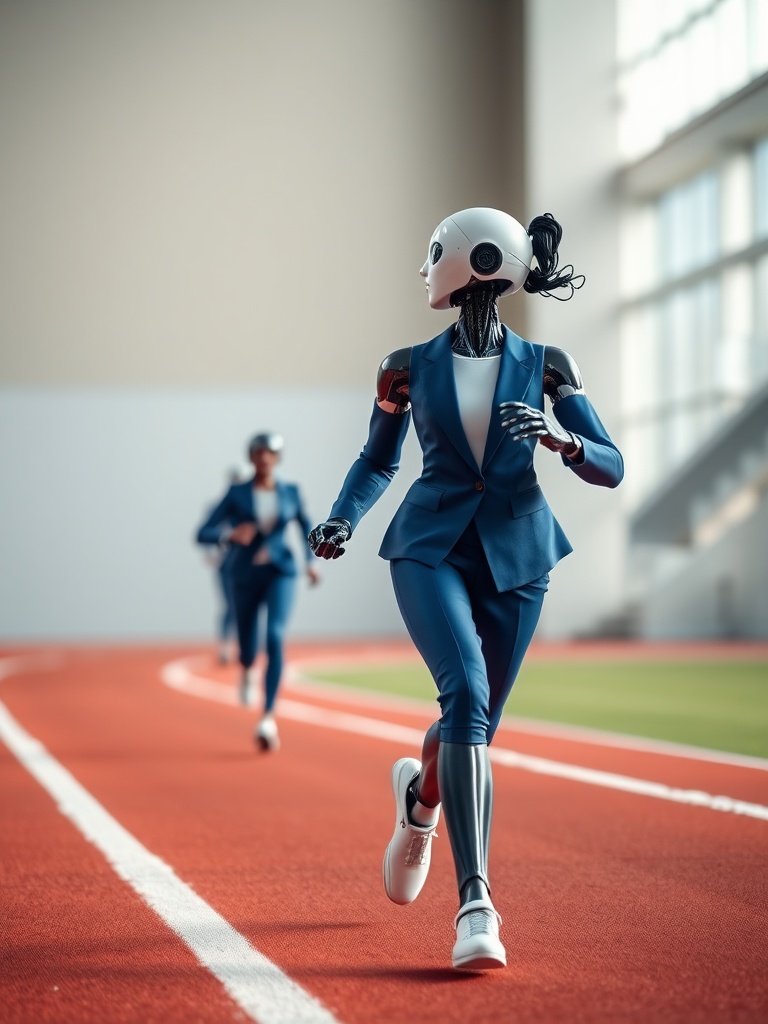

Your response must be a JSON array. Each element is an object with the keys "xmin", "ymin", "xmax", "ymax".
[
  {"xmin": 499, "ymin": 401, "xmax": 581, "ymax": 458},
  {"xmin": 308, "ymin": 518, "xmax": 352, "ymax": 560}
]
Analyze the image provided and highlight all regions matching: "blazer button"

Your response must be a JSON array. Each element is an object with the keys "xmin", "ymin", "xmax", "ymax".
[{"xmin": 475, "ymin": 481, "xmax": 485, "ymax": 491}]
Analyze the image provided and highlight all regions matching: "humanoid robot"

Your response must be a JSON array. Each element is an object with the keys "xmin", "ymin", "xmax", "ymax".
[
  {"xmin": 309, "ymin": 208, "xmax": 623, "ymax": 970},
  {"xmin": 198, "ymin": 432, "xmax": 320, "ymax": 751}
]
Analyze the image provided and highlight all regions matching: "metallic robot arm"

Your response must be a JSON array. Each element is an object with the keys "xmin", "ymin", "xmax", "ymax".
[
  {"xmin": 542, "ymin": 346, "xmax": 584, "ymax": 404},
  {"xmin": 309, "ymin": 352, "xmax": 412, "ymax": 559},
  {"xmin": 377, "ymin": 348, "xmax": 412, "ymax": 414}
]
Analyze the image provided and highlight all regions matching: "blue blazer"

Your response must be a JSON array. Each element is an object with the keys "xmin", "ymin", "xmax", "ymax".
[
  {"xmin": 329, "ymin": 325, "xmax": 623, "ymax": 592},
  {"xmin": 196, "ymin": 479, "xmax": 313, "ymax": 579}
]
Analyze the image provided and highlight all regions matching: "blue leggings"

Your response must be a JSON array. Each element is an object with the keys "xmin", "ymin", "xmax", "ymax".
[
  {"xmin": 231, "ymin": 567, "xmax": 296, "ymax": 712},
  {"xmin": 218, "ymin": 563, "xmax": 237, "ymax": 642},
  {"xmin": 390, "ymin": 522, "xmax": 547, "ymax": 745}
]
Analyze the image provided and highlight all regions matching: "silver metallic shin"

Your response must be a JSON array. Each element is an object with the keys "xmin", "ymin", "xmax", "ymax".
[{"xmin": 437, "ymin": 741, "xmax": 493, "ymax": 905}]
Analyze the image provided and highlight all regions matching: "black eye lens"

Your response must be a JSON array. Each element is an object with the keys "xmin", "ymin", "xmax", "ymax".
[{"xmin": 430, "ymin": 242, "xmax": 443, "ymax": 265}]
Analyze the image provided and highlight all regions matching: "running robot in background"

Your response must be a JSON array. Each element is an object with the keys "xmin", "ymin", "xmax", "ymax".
[
  {"xmin": 309, "ymin": 207, "xmax": 623, "ymax": 971},
  {"xmin": 198, "ymin": 432, "xmax": 320, "ymax": 753}
]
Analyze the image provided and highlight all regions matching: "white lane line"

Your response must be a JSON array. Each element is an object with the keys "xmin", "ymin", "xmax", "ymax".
[
  {"xmin": 170, "ymin": 653, "xmax": 768, "ymax": 773},
  {"xmin": 284, "ymin": 666, "xmax": 768, "ymax": 773},
  {"xmin": 0, "ymin": 658, "xmax": 340, "ymax": 1024},
  {"xmin": 277, "ymin": 700, "xmax": 768, "ymax": 822},
  {"xmin": 491, "ymin": 717, "xmax": 768, "ymax": 772},
  {"xmin": 161, "ymin": 656, "xmax": 768, "ymax": 823},
  {"xmin": 162, "ymin": 657, "xmax": 239, "ymax": 704}
]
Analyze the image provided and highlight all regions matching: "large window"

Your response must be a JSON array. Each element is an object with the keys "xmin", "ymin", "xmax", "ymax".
[
  {"xmin": 620, "ymin": 141, "xmax": 768, "ymax": 506},
  {"xmin": 618, "ymin": 0, "xmax": 768, "ymax": 162},
  {"xmin": 756, "ymin": 136, "xmax": 768, "ymax": 237}
]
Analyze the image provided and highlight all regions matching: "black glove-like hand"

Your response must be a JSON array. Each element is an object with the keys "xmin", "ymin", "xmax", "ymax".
[
  {"xmin": 499, "ymin": 401, "xmax": 581, "ymax": 458},
  {"xmin": 308, "ymin": 518, "xmax": 352, "ymax": 560}
]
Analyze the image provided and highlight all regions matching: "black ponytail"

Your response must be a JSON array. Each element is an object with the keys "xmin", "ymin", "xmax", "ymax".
[{"xmin": 524, "ymin": 213, "xmax": 585, "ymax": 300}]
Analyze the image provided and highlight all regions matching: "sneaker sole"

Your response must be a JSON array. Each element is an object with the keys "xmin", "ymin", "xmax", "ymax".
[
  {"xmin": 452, "ymin": 952, "xmax": 507, "ymax": 971},
  {"xmin": 382, "ymin": 845, "xmax": 398, "ymax": 901},
  {"xmin": 452, "ymin": 899, "xmax": 506, "ymax": 970},
  {"xmin": 255, "ymin": 733, "xmax": 280, "ymax": 752}
]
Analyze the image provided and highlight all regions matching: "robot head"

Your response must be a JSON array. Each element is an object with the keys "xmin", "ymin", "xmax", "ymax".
[
  {"xmin": 248, "ymin": 432, "xmax": 284, "ymax": 457},
  {"xmin": 419, "ymin": 208, "xmax": 533, "ymax": 310}
]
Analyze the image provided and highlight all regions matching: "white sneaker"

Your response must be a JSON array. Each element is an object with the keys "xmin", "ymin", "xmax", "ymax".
[
  {"xmin": 255, "ymin": 716, "xmax": 280, "ymax": 752},
  {"xmin": 452, "ymin": 899, "xmax": 506, "ymax": 971},
  {"xmin": 382, "ymin": 757, "xmax": 439, "ymax": 905}
]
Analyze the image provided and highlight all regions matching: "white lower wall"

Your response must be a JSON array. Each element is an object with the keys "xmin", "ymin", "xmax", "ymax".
[
  {"xmin": 0, "ymin": 385, "xmax": 617, "ymax": 642},
  {"xmin": 0, "ymin": 387, "xmax": 421, "ymax": 641}
]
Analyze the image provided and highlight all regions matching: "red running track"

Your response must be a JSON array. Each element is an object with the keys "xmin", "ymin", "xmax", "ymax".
[{"xmin": 1, "ymin": 644, "xmax": 767, "ymax": 1024}]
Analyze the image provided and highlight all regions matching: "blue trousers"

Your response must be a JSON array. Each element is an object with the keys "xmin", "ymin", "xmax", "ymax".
[
  {"xmin": 217, "ymin": 561, "xmax": 237, "ymax": 642},
  {"xmin": 390, "ymin": 521, "xmax": 547, "ymax": 745},
  {"xmin": 231, "ymin": 566, "xmax": 296, "ymax": 712}
]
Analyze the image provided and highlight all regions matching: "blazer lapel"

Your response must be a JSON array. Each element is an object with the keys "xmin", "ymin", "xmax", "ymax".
[
  {"xmin": 482, "ymin": 326, "xmax": 537, "ymax": 470},
  {"xmin": 420, "ymin": 327, "xmax": 479, "ymax": 473},
  {"xmin": 233, "ymin": 480, "xmax": 256, "ymax": 521}
]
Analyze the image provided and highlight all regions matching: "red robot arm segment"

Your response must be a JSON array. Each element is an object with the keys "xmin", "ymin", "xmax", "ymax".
[{"xmin": 377, "ymin": 347, "xmax": 412, "ymax": 414}]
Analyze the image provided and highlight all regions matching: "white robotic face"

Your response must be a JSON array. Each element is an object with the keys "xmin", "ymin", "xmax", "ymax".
[{"xmin": 419, "ymin": 208, "xmax": 534, "ymax": 310}]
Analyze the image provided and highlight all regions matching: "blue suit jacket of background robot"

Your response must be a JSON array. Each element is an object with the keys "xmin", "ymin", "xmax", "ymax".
[{"xmin": 197, "ymin": 479, "xmax": 312, "ymax": 579}]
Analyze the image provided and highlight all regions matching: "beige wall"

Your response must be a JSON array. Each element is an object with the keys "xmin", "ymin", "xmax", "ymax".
[
  {"xmin": 0, "ymin": 0, "xmax": 526, "ymax": 389},
  {"xmin": 0, "ymin": 0, "xmax": 551, "ymax": 642},
  {"xmin": 0, "ymin": 0, "xmax": 629, "ymax": 643}
]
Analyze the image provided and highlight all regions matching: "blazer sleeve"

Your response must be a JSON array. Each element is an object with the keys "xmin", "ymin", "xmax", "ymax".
[
  {"xmin": 196, "ymin": 486, "xmax": 237, "ymax": 545},
  {"xmin": 328, "ymin": 400, "xmax": 411, "ymax": 533},
  {"xmin": 553, "ymin": 393, "xmax": 624, "ymax": 489}
]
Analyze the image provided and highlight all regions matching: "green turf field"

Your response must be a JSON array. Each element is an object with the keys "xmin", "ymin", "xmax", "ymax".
[{"xmin": 309, "ymin": 659, "xmax": 768, "ymax": 758}]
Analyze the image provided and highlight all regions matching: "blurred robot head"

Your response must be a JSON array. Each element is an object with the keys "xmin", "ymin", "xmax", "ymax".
[
  {"xmin": 419, "ymin": 207, "xmax": 533, "ymax": 310},
  {"xmin": 248, "ymin": 432, "xmax": 284, "ymax": 457}
]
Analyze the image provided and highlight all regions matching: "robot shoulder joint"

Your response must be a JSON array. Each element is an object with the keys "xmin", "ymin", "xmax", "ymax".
[
  {"xmin": 377, "ymin": 347, "xmax": 412, "ymax": 413},
  {"xmin": 543, "ymin": 345, "xmax": 584, "ymax": 403}
]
